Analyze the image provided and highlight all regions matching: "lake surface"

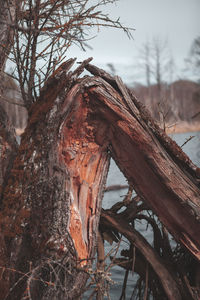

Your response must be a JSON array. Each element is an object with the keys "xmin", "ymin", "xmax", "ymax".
[{"xmin": 83, "ymin": 131, "xmax": 200, "ymax": 299}]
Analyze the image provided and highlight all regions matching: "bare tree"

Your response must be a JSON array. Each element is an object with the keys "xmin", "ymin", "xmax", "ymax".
[
  {"xmin": 1, "ymin": 0, "xmax": 132, "ymax": 132},
  {"xmin": 185, "ymin": 35, "xmax": 200, "ymax": 83},
  {"xmin": 138, "ymin": 37, "xmax": 172, "ymax": 89},
  {"xmin": 7, "ymin": 0, "xmax": 132, "ymax": 109},
  {"xmin": 136, "ymin": 37, "xmax": 177, "ymax": 130},
  {"xmin": 150, "ymin": 37, "xmax": 171, "ymax": 94},
  {"xmin": 138, "ymin": 40, "xmax": 151, "ymax": 88}
]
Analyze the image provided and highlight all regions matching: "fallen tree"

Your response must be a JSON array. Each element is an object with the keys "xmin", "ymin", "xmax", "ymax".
[{"xmin": 0, "ymin": 58, "xmax": 200, "ymax": 299}]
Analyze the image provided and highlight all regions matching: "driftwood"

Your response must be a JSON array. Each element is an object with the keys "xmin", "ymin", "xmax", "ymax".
[
  {"xmin": 105, "ymin": 184, "xmax": 128, "ymax": 192},
  {"xmin": 101, "ymin": 210, "xmax": 184, "ymax": 300},
  {"xmin": 0, "ymin": 59, "xmax": 200, "ymax": 299}
]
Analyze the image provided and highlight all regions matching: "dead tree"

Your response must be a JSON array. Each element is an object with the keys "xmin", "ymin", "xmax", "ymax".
[
  {"xmin": 0, "ymin": 58, "xmax": 200, "ymax": 299},
  {"xmin": 0, "ymin": 7, "xmax": 200, "ymax": 297}
]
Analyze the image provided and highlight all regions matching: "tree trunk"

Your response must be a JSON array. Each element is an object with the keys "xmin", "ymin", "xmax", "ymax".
[
  {"xmin": 0, "ymin": 3, "xmax": 19, "ymax": 295},
  {"xmin": 84, "ymin": 65, "xmax": 200, "ymax": 260},
  {"xmin": 0, "ymin": 61, "xmax": 200, "ymax": 299},
  {"xmin": 0, "ymin": 107, "xmax": 18, "ymax": 299},
  {"xmin": 0, "ymin": 60, "xmax": 110, "ymax": 299},
  {"xmin": 0, "ymin": 0, "xmax": 17, "ymax": 71}
]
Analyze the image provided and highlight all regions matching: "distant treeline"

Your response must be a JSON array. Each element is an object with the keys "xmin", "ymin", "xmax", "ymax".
[
  {"xmin": 133, "ymin": 80, "xmax": 200, "ymax": 124},
  {"xmin": 1, "ymin": 76, "xmax": 199, "ymax": 135}
]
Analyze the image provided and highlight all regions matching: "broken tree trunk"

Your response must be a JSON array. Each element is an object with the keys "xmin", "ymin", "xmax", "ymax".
[
  {"xmin": 0, "ymin": 59, "xmax": 200, "ymax": 299},
  {"xmin": 0, "ymin": 60, "xmax": 110, "ymax": 299},
  {"xmin": 83, "ymin": 65, "xmax": 200, "ymax": 261}
]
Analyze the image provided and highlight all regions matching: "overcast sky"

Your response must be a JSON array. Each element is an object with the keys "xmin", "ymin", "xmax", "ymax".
[{"xmin": 67, "ymin": 0, "xmax": 200, "ymax": 84}]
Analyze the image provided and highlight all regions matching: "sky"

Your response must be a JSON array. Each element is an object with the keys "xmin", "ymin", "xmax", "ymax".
[{"xmin": 67, "ymin": 0, "xmax": 200, "ymax": 84}]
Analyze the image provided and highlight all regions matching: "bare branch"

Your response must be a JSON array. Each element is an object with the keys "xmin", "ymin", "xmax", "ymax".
[{"xmin": 4, "ymin": 0, "xmax": 133, "ymax": 107}]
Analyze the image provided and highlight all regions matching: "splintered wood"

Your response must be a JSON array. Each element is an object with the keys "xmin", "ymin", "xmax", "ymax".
[{"xmin": 59, "ymin": 90, "xmax": 109, "ymax": 264}]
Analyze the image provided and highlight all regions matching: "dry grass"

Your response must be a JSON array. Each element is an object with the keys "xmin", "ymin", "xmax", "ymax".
[{"xmin": 166, "ymin": 121, "xmax": 200, "ymax": 134}]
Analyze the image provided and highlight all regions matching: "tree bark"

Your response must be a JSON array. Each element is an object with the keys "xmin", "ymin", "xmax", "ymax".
[
  {"xmin": 0, "ymin": 61, "xmax": 200, "ymax": 299},
  {"xmin": 0, "ymin": 2, "xmax": 20, "ymax": 295},
  {"xmin": 83, "ymin": 66, "xmax": 200, "ymax": 260},
  {"xmin": 0, "ymin": 0, "xmax": 17, "ymax": 71},
  {"xmin": 0, "ymin": 107, "xmax": 17, "ymax": 299},
  {"xmin": 0, "ymin": 61, "xmax": 110, "ymax": 299}
]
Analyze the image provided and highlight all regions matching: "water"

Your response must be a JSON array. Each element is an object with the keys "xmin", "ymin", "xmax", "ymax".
[
  {"xmin": 84, "ymin": 131, "xmax": 200, "ymax": 299},
  {"xmin": 170, "ymin": 131, "xmax": 200, "ymax": 166}
]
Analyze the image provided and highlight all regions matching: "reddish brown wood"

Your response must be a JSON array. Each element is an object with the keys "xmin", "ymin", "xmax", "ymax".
[
  {"xmin": 84, "ymin": 74, "xmax": 200, "ymax": 260},
  {"xmin": 0, "ymin": 64, "xmax": 110, "ymax": 299},
  {"xmin": 58, "ymin": 87, "xmax": 110, "ymax": 263},
  {"xmin": 0, "ymin": 61, "xmax": 200, "ymax": 298}
]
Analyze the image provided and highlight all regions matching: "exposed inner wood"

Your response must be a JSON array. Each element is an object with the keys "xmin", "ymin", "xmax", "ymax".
[
  {"xmin": 59, "ymin": 90, "xmax": 110, "ymax": 263},
  {"xmin": 0, "ymin": 60, "xmax": 200, "ymax": 299},
  {"xmin": 85, "ymin": 76, "xmax": 200, "ymax": 260}
]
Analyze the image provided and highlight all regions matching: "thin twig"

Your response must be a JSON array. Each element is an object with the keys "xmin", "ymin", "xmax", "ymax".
[{"xmin": 181, "ymin": 135, "xmax": 195, "ymax": 148}]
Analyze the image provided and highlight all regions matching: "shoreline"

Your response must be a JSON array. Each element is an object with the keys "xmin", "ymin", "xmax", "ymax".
[
  {"xmin": 165, "ymin": 122, "xmax": 200, "ymax": 134},
  {"xmin": 16, "ymin": 122, "xmax": 200, "ymax": 136}
]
